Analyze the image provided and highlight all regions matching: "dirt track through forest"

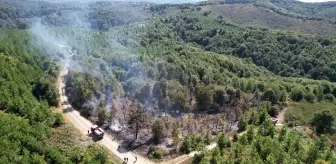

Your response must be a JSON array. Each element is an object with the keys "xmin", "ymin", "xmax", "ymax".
[
  {"xmin": 57, "ymin": 63, "xmax": 290, "ymax": 163},
  {"xmin": 276, "ymin": 107, "xmax": 288, "ymax": 127},
  {"xmin": 58, "ymin": 65, "xmax": 154, "ymax": 164},
  {"xmin": 57, "ymin": 62, "xmax": 220, "ymax": 164}
]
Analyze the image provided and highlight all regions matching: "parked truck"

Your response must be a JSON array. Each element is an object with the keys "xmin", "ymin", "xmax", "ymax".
[{"xmin": 91, "ymin": 125, "xmax": 104, "ymax": 139}]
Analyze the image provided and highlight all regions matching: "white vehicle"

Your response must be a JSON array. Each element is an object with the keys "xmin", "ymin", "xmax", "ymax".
[{"xmin": 91, "ymin": 125, "xmax": 104, "ymax": 139}]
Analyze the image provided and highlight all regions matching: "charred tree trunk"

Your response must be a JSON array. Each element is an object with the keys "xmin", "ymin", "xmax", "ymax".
[{"xmin": 135, "ymin": 122, "xmax": 139, "ymax": 139}]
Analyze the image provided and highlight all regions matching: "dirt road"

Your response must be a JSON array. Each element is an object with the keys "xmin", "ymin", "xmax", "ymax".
[
  {"xmin": 57, "ymin": 63, "xmax": 219, "ymax": 164},
  {"xmin": 58, "ymin": 65, "xmax": 154, "ymax": 164},
  {"xmin": 276, "ymin": 107, "xmax": 288, "ymax": 127}
]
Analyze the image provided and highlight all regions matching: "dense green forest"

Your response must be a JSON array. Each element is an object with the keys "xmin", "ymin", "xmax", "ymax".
[
  {"xmin": 59, "ymin": 3, "xmax": 335, "ymax": 162},
  {"xmin": 0, "ymin": 0, "xmax": 150, "ymax": 29},
  {"xmin": 1, "ymin": 0, "xmax": 336, "ymax": 163},
  {"xmin": 169, "ymin": 12, "xmax": 336, "ymax": 81},
  {"xmin": 193, "ymin": 104, "xmax": 335, "ymax": 163},
  {"xmin": 0, "ymin": 29, "xmax": 117, "ymax": 163},
  {"xmin": 62, "ymin": 12, "xmax": 336, "ymax": 117}
]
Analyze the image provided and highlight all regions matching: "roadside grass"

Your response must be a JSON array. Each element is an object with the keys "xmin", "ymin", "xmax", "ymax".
[
  {"xmin": 48, "ymin": 123, "xmax": 122, "ymax": 164},
  {"xmin": 285, "ymin": 101, "xmax": 336, "ymax": 147},
  {"xmin": 285, "ymin": 101, "xmax": 336, "ymax": 127}
]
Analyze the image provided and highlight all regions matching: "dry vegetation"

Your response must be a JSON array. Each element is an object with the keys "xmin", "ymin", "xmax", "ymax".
[{"xmin": 199, "ymin": 4, "xmax": 336, "ymax": 35}]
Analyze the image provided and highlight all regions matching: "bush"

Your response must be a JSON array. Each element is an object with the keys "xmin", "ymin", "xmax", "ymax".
[
  {"xmin": 324, "ymin": 94, "xmax": 335, "ymax": 102},
  {"xmin": 148, "ymin": 146, "xmax": 164, "ymax": 160},
  {"xmin": 311, "ymin": 110, "xmax": 334, "ymax": 134},
  {"xmin": 268, "ymin": 106, "xmax": 279, "ymax": 117},
  {"xmin": 53, "ymin": 113, "xmax": 64, "ymax": 128},
  {"xmin": 291, "ymin": 87, "xmax": 303, "ymax": 101},
  {"xmin": 232, "ymin": 133, "xmax": 238, "ymax": 142},
  {"xmin": 180, "ymin": 134, "xmax": 205, "ymax": 154},
  {"xmin": 217, "ymin": 133, "xmax": 231, "ymax": 150},
  {"xmin": 152, "ymin": 119, "xmax": 167, "ymax": 144},
  {"xmin": 304, "ymin": 92, "xmax": 316, "ymax": 103},
  {"xmin": 262, "ymin": 89, "xmax": 278, "ymax": 104},
  {"xmin": 238, "ymin": 116, "xmax": 247, "ymax": 132}
]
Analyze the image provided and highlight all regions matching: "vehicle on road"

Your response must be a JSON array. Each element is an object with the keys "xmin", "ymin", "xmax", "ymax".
[{"xmin": 91, "ymin": 125, "xmax": 104, "ymax": 139}]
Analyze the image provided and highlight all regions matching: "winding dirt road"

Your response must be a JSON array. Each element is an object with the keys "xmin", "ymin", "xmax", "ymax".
[
  {"xmin": 57, "ymin": 65, "xmax": 154, "ymax": 164},
  {"xmin": 57, "ymin": 62, "xmax": 219, "ymax": 164}
]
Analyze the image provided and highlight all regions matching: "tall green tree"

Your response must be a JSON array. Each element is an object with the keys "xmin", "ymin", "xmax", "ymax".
[
  {"xmin": 128, "ymin": 102, "xmax": 147, "ymax": 140},
  {"xmin": 196, "ymin": 85, "xmax": 214, "ymax": 111},
  {"xmin": 97, "ymin": 108, "xmax": 108, "ymax": 126},
  {"xmin": 311, "ymin": 110, "xmax": 334, "ymax": 134},
  {"xmin": 152, "ymin": 118, "xmax": 167, "ymax": 144},
  {"xmin": 172, "ymin": 121, "xmax": 180, "ymax": 148}
]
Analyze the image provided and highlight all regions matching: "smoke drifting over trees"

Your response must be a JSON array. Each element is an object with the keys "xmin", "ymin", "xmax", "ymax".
[{"xmin": 2, "ymin": 0, "xmax": 336, "ymax": 162}]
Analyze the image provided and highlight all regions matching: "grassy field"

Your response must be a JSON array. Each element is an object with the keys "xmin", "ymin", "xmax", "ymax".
[
  {"xmin": 285, "ymin": 101, "xmax": 336, "ymax": 127},
  {"xmin": 48, "ymin": 123, "xmax": 122, "ymax": 164}
]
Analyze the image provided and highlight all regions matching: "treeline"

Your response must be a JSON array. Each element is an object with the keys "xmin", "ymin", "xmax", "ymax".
[
  {"xmin": 0, "ymin": 29, "xmax": 115, "ymax": 163},
  {"xmin": 0, "ymin": 29, "xmax": 59, "ymax": 121},
  {"xmin": 0, "ymin": 0, "xmax": 150, "ymax": 30},
  {"xmin": 166, "ymin": 13, "xmax": 336, "ymax": 82},
  {"xmin": 63, "ymin": 20, "xmax": 336, "ymax": 122}
]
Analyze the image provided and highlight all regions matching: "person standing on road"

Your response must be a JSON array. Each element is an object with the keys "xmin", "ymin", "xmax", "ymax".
[{"xmin": 134, "ymin": 156, "xmax": 137, "ymax": 163}]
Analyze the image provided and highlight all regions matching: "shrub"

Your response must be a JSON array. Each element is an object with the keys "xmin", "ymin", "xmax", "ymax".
[
  {"xmin": 180, "ymin": 134, "xmax": 205, "ymax": 154},
  {"xmin": 217, "ymin": 133, "xmax": 231, "ymax": 150},
  {"xmin": 291, "ymin": 87, "xmax": 303, "ymax": 101},
  {"xmin": 324, "ymin": 94, "xmax": 335, "ymax": 102},
  {"xmin": 152, "ymin": 119, "xmax": 167, "ymax": 144},
  {"xmin": 232, "ymin": 133, "xmax": 238, "ymax": 142},
  {"xmin": 304, "ymin": 92, "xmax": 316, "ymax": 103},
  {"xmin": 238, "ymin": 116, "xmax": 247, "ymax": 132},
  {"xmin": 148, "ymin": 146, "xmax": 164, "ymax": 160},
  {"xmin": 311, "ymin": 110, "xmax": 334, "ymax": 134},
  {"xmin": 268, "ymin": 106, "xmax": 279, "ymax": 117},
  {"xmin": 53, "ymin": 113, "xmax": 64, "ymax": 128}
]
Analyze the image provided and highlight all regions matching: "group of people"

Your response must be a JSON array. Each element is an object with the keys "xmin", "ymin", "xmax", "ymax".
[
  {"xmin": 122, "ymin": 156, "xmax": 137, "ymax": 164},
  {"xmin": 87, "ymin": 130, "xmax": 138, "ymax": 164}
]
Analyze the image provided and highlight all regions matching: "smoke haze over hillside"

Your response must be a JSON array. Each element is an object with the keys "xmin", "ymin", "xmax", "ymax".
[
  {"xmin": 37, "ymin": 0, "xmax": 204, "ymax": 4},
  {"xmin": 297, "ymin": 0, "xmax": 335, "ymax": 2}
]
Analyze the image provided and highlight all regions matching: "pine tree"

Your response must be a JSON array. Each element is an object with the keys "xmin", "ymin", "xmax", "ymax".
[
  {"xmin": 128, "ymin": 102, "xmax": 147, "ymax": 140},
  {"xmin": 172, "ymin": 121, "xmax": 180, "ymax": 149}
]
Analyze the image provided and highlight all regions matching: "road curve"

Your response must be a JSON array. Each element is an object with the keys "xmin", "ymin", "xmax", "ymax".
[
  {"xmin": 57, "ymin": 65, "xmax": 154, "ymax": 164},
  {"xmin": 57, "ymin": 63, "xmax": 218, "ymax": 164}
]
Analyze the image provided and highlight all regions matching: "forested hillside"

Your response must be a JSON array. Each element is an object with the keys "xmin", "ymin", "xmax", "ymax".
[
  {"xmin": 209, "ymin": 0, "xmax": 336, "ymax": 23},
  {"xmin": 168, "ymin": 12, "xmax": 336, "ymax": 81},
  {"xmin": 61, "ymin": 10, "xmax": 336, "ymax": 116},
  {"xmin": 59, "ymin": 8, "xmax": 335, "ymax": 161},
  {"xmin": 270, "ymin": 0, "xmax": 336, "ymax": 22},
  {"xmin": 193, "ymin": 105, "xmax": 335, "ymax": 163},
  {"xmin": 0, "ymin": 0, "xmax": 335, "ymax": 163},
  {"xmin": 0, "ymin": 0, "xmax": 150, "ymax": 29},
  {"xmin": 0, "ymin": 29, "xmax": 117, "ymax": 163}
]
